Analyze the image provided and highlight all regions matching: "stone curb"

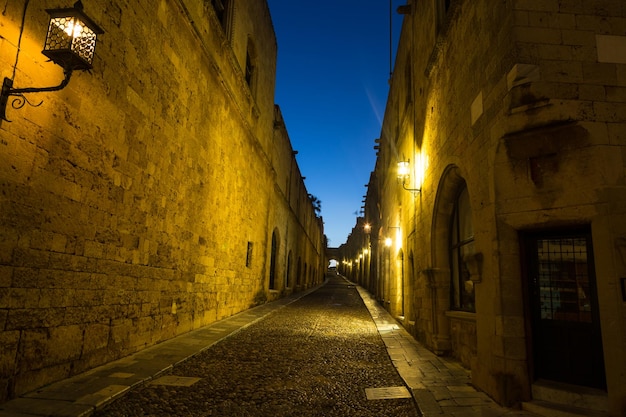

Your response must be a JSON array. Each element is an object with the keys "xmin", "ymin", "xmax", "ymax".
[{"xmin": 352, "ymin": 280, "xmax": 537, "ymax": 417}]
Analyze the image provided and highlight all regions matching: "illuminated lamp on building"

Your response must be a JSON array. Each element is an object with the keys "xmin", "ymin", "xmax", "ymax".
[{"xmin": 0, "ymin": 1, "xmax": 103, "ymax": 122}]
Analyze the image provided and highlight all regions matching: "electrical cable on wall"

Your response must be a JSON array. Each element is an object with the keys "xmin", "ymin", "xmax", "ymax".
[
  {"xmin": 12, "ymin": 0, "xmax": 30, "ymax": 80},
  {"xmin": 389, "ymin": 0, "xmax": 392, "ymax": 80}
]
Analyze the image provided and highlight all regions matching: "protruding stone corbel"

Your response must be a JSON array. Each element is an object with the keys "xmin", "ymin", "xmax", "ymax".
[{"xmin": 507, "ymin": 63, "xmax": 540, "ymax": 90}]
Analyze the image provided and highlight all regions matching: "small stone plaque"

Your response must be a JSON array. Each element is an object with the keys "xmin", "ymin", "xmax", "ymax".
[
  {"xmin": 365, "ymin": 386, "xmax": 411, "ymax": 400},
  {"xmin": 151, "ymin": 376, "xmax": 201, "ymax": 387}
]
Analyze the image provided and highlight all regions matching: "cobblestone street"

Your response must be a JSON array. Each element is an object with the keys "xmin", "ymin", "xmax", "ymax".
[{"xmin": 92, "ymin": 276, "xmax": 420, "ymax": 416}]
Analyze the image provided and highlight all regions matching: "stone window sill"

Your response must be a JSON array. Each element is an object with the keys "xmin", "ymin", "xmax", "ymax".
[{"xmin": 445, "ymin": 310, "xmax": 476, "ymax": 322}]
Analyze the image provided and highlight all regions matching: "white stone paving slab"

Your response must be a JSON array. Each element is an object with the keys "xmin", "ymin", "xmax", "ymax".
[{"xmin": 365, "ymin": 386, "xmax": 412, "ymax": 400}]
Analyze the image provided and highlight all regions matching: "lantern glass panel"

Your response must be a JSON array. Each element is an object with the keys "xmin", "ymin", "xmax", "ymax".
[
  {"xmin": 43, "ymin": 14, "xmax": 99, "ymax": 70},
  {"xmin": 397, "ymin": 161, "xmax": 410, "ymax": 178}
]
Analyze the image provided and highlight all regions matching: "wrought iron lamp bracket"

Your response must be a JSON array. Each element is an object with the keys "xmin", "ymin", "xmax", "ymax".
[
  {"xmin": 401, "ymin": 178, "xmax": 421, "ymax": 194},
  {"xmin": 1, "ymin": 69, "xmax": 73, "ymax": 122}
]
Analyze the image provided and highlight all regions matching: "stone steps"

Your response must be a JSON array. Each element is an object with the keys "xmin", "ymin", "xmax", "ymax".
[{"xmin": 522, "ymin": 380, "xmax": 609, "ymax": 417}]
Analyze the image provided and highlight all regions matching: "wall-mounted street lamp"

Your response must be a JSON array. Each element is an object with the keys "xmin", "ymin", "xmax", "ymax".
[
  {"xmin": 397, "ymin": 160, "xmax": 421, "ymax": 193},
  {"xmin": 384, "ymin": 226, "xmax": 401, "ymax": 249},
  {"xmin": 0, "ymin": 1, "xmax": 103, "ymax": 122}
]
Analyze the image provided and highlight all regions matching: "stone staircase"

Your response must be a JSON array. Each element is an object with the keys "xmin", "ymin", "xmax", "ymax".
[{"xmin": 522, "ymin": 380, "xmax": 609, "ymax": 417}]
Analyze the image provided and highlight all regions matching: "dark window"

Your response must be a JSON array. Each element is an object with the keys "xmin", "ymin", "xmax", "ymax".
[
  {"xmin": 211, "ymin": 0, "xmax": 231, "ymax": 34},
  {"xmin": 245, "ymin": 47, "xmax": 255, "ymax": 88},
  {"xmin": 450, "ymin": 185, "xmax": 475, "ymax": 312},
  {"xmin": 246, "ymin": 241, "xmax": 253, "ymax": 268},
  {"xmin": 436, "ymin": 0, "xmax": 452, "ymax": 34}
]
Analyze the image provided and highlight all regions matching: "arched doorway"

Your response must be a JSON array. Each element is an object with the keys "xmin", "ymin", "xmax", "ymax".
[{"xmin": 269, "ymin": 230, "xmax": 279, "ymax": 290}]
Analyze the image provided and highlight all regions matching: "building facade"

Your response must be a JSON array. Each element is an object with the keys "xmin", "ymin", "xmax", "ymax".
[
  {"xmin": 341, "ymin": 0, "xmax": 626, "ymax": 415},
  {"xmin": 0, "ymin": 0, "xmax": 324, "ymax": 402}
]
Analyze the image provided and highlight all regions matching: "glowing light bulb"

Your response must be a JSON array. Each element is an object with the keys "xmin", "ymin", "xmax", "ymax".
[{"xmin": 64, "ymin": 19, "xmax": 84, "ymax": 37}]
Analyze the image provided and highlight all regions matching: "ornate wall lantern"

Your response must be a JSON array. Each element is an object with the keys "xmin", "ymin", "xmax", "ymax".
[
  {"xmin": 397, "ymin": 160, "xmax": 421, "ymax": 193},
  {"xmin": 0, "ymin": 1, "xmax": 103, "ymax": 122}
]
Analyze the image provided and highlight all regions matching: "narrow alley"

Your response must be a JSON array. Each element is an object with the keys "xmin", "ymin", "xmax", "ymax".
[
  {"xmin": 1, "ymin": 1, "xmax": 624, "ymax": 414},
  {"xmin": 92, "ymin": 275, "xmax": 419, "ymax": 416}
]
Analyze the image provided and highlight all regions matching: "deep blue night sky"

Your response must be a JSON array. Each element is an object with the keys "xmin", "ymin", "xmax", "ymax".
[{"xmin": 267, "ymin": 0, "xmax": 403, "ymax": 247}]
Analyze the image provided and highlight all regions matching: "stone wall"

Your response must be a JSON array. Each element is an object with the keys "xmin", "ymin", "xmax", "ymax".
[
  {"xmin": 351, "ymin": 0, "xmax": 626, "ymax": 413},
  {"xmin": 0, "ymin": 0, "xmax": 324, "ymax": 402}
]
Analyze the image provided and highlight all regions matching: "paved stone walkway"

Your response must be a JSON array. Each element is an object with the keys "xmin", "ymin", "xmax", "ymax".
[
  {"xmin": 0, "ymin": 276, "xmax": 537, "ymax": 417},
  {"xmin": 356, "ymin": 285, "xmax": 535, "ymax": 417}
]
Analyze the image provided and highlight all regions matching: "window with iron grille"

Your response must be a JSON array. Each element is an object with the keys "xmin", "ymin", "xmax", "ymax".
[
  {"xmin": 449, "ymin": 184, "xmax": 475, "ymax": 312},
  {"xmin": 536, "ymin": 237, "xmax": 592, "ymax": 322}
]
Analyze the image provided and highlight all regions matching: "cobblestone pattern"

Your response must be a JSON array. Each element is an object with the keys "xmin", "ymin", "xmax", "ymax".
[{"xmin": 92, "ymin": 276, "xmax": 420, "ymax": 416}]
